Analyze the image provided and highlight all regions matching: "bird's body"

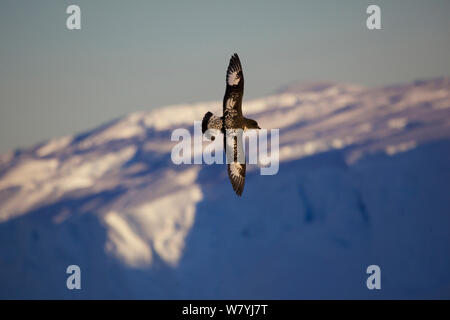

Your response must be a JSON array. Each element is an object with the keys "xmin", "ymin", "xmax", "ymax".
[{"xmin": 202, "ymin": 53, "xmax": 260, "ymax": 196}]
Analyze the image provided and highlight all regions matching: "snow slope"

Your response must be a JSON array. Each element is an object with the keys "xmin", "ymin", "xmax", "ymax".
[{"xmin": 0, "ymin": 78, "xmax": 449, "ymax": 299}]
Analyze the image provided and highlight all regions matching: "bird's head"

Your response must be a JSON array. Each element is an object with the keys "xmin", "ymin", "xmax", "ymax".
[{"xmin": 244, "ymin": 118, "xmax": 261, "ymax": 130}]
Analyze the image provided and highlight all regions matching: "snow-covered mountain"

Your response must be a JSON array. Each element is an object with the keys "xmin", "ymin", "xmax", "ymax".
[{"xmin": 0, "ymin": 78, "xmax": 449, "ymax": 299}]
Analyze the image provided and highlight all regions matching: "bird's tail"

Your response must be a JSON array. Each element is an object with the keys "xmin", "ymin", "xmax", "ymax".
[
  {"xmin": 202, "ymin": 111, "xmax": 223, "ymax": 141},
  {"xmin": 202, "ymin": 111, "xmax": 214, "ymax": 134}
]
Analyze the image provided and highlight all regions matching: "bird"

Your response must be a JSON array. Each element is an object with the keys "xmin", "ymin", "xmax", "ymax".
[{"xmin": 202, "ymin": 53, "xmax": 260, "ymax": 196}]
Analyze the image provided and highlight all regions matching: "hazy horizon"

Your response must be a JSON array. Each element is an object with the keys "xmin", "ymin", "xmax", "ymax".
[{"xmin": 1, "ymin": 0, "xmax": 450, "ymax": 153}]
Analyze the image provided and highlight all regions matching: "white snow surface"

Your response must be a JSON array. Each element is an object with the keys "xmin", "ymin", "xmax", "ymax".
[{"xmin": 0, "ymin": 78, "xmax": 449, "ymax": 299}]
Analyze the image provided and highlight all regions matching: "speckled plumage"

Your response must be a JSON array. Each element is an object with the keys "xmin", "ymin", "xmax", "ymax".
[{"xmin": 201, "ymin": 53, "xmax": 260, "ymax": 196}]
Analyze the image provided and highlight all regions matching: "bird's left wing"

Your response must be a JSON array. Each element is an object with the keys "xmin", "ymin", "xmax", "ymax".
[
  {"xmin": 228, "ymin": 162, "xmax": 246, "ymax": 196},
  {"xmin": 226, "ymin": 130, "xmax": 246, "ymax": 196}
]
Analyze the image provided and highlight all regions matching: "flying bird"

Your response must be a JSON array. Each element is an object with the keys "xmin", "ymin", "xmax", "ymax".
[{"xmin": 202, "ymin": 53, "xmax": 260, "ymax": 196}]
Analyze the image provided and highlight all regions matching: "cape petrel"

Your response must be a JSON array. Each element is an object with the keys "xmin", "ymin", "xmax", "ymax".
[{"xmin": 202, "ymin": 53, "xmax": 260, "ymax": 196}]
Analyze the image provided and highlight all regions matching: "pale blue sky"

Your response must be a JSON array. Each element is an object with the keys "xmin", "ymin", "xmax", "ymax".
[{"xmin": 1, "ymin": 0, "xmax": 449, "ymax": 153}]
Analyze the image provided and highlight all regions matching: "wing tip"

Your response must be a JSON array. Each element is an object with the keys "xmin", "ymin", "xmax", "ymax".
[
  {"xmin": 232, "ymin": 180, "xmax": 244, "ymax": 197},
  {"xmin": 228, "ymin": 53, "xmax": 242, "ymax": 69}
]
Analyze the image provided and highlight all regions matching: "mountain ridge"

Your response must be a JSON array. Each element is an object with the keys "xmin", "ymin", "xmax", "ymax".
[{"xmin": 0, "ymin": 78, "xmax": 449, "ymax": 298}]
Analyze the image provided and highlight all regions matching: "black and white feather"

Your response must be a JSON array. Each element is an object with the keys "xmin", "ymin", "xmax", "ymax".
[
  {"xmin": 227, "ymin": 162, "xmax": 246, "ymax": 196},
  {"xmin": 223, "ymin": 53, "xmax": 244, "ymax": 120},
  {"xmin": 226, "ymin": 53, "xmax": 244, "ymax": 87}
]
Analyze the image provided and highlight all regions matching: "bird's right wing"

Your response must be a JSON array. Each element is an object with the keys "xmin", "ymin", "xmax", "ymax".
[{"xmin": 223, "ymin": 53, "xmax": 244, "ymax": 116}]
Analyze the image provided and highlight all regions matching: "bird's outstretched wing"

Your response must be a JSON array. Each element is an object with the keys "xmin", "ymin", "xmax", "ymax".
[
  {"xmin": 228, "ymin": 162, "xmax": 246, "ymax": 196},
  {"xmin": 225, "ymin": 131, "xmax": 246, "ymax": 196},
  {"xmin": 223, "ymin": 53, "xmax": 244, "ymax": 117}
]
